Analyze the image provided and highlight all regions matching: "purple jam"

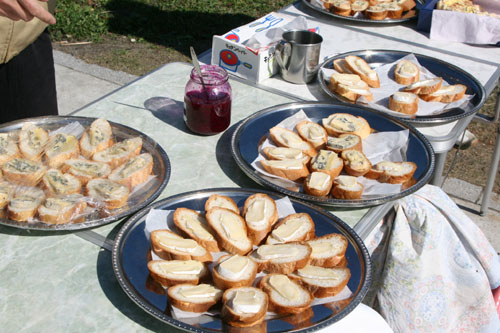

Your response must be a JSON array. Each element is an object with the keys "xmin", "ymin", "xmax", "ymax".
[{"xmin": 184, "ymin": 90, "xmax": 231, "ymax": 135}]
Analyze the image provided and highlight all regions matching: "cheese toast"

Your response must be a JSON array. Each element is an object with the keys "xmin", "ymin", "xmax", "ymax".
[
  {"xmin": 108, "ymin": 152, "xmax": 153, "ymax": 190},
  {"xmin": 85, "ymin": 178, "xmax": 130, "ymax": 210},
  {"xmin": 45, "ymin": 133, "xmax": 80, "ymax": 168},
  {"xmin": 326, "ymin": 134, "xmax": 362, "ymax": 153},
  {"xmin": 309, "ymin": 149, "xmax": 343, "ymax": 179},
  {"xmin": 331, "ymin": 175, "xmax": 364, "ymax": 199},
  {"xmin": 248, "ymin": 242, "xmax": 312, "ymax": 274},
  {"xmin": 322, "ymin": 113, "xmax": 371, "ymax": 139},
  {"xmin": 37, "ymin": 194, "xmax": 87, "ymax": 224},
  {"xmin": 222, "ymin": 287, "xmax": 268, "ymax": 328},
  {"xmin": 213, "ymin": 254, "xmax": 258, "ymax": 290},
  {"xmin": 204, "ymin": 194, "xmax": 239, "ymax": 214},
  {"xmin": 173, "ymin": 207, "xmax": 220, "ymax": 252},
  {"xmin": 291, "ymin": 265, "xmax": 351, "ymax": 298},
  {"xmin": 258, "ymin": 274, "xmax": 313, "ymax": 314},
  {"xmin": 167, "ymin": 283, "xmax": 223, "ymax": 313},
  {"xmin": 150, "ymin": 229, "xmax": 213, "ymax": 262},
  {"xmin": 206, "ymin": 207, "xmax": 253, "ymax": 255},
  {"xmin": 79, "ymin": 118, "xmax": 113, "ymax": 158},
  {"xmin": 92, "ymin": 136, "xmax": 142, "ymax": 169},
  {"xmin": 19, "ymin": 122, "xmax": 48, "ymax": 161},
  {"xmin": 269, "ymin": 127, "xmax": 317, "ymax": 157},
  {"xmin": 42, "ymin": 168, "xmax": 82, "ymax": 197},
  {"xmin": 147, "ymin": 259, "xmax": 209, "ymax": 287},
  {"xmin": 262, "ymin": 147, "xmax": 311, "ymax": 165},
  {"xmin": 260, "ymin": 158, "xmax": 310, "ymax": 181},
  {"xmin": 265, "ymin": 213, "xmax": 315, "ymax": 245},
  {"xmin": 62, "ymin": 159, "xmax": 112, "ymax": 185},
  {"xmin": 303, "ymin": 171, "xmax": 333, "ymax": 197},
  {"xmin": 242, "ymin": 193, "xmax": 278, "ymax": 245},
  {"xmin": 8, "ymin": 186, "xmax": 45, "ymax": 221},
  {"xmin": 307, "ymin": 233, "xmax": 348, "ymax": 267},
  {"xmin": 0, "ymin": 133, "xmax": 20, "ymax": 165},
  {"xmin": 2, "ymin": 158, "xmax": 47, "ymax": 186},
  {"xmin": 296, "ymin": 120, "xmax": 328, "ymax": 150},
  {"xmin": 341, "ymin": 149, "xmax": 372, "ymax": 176}
]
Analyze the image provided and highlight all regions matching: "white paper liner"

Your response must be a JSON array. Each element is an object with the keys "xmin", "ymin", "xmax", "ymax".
[
  {"xmin": 144, "ymin": 196, "xmax": 353, "ymax": 319},
  {"xmin": 321, "ymin": 53, "xmax": 474, "ymax": 118},
  {"xmin": 251, "ymin": 110, "xmax": 407, "ymax": 197}
]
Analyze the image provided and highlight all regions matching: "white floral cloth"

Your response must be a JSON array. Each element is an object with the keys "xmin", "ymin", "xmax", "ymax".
[{"xmin": 367, "ymin": 185, "xmax": 500, "ymax": 332}]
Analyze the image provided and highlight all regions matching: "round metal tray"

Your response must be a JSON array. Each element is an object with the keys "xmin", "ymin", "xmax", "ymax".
[
  {"xmin": 302, "ymin": 0, "xmax": 418, "ymax": 24},
  {"xmin": 317, "ymin": 50, "xmax": 486, "ymax": 124},
  {"xmin": 0, "ymin": 115, "xmax": 170, "ymax": 230},
  {"xmin": 112, "ymin": 188, "xmax": 372, "ymax": 332},
  {"xmin": 231, "ymin": 102, "xmax": 435, "ymax": 208}
]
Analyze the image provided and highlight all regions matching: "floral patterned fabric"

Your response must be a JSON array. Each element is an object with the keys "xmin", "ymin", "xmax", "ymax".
[{"xmin": 371, "ymin": 185, "xmax": 500, "ymax": 332}]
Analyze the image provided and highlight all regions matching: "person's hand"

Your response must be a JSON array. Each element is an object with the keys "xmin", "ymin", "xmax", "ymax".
[{"xmin": 0, "ymin": 0, "xmax": 56, "ymax": 24}]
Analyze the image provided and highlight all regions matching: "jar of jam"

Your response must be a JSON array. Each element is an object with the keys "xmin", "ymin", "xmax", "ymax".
[{"xmin": 184, "ymin": 65, "xmax": 232, "ymax": 135}]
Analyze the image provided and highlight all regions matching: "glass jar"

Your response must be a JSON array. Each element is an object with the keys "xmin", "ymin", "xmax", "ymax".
[{"xmin": 184, "ymin": 65, "xmax": 232, "ymax": 135}]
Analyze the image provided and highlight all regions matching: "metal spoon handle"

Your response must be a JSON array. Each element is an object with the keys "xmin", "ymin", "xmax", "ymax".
[{"xmin": 190, "ymin": 47, "xmax": 209, "ymax": 99}]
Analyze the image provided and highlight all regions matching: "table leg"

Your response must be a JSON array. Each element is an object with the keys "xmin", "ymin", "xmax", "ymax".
[
  {"xmin": 480, "ymin": 122, "xmax": 500, "ymax": 215},
  {"xmin": 431, "ymin": 152, "xmax": 447, "ymax": 186}
]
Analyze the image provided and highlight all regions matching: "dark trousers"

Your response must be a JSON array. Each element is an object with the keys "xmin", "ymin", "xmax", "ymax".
[{"xmin": 0, "ymin": 30, "xmax": 58, "ymax": 124}]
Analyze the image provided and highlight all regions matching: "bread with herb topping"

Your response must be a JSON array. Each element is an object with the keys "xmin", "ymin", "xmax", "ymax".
[
  {"xmin": 108, "ymin": 152, "xmax": 153, "ymax": 190},
  {"xmin": 42, "ymin": 168, "xmax": 82, "ymax": 197},
  {"xmin": 85, "ymin": 178, "xmax": 130, "ymax": 209},
  {"xmin": 2, "ymin": 158, "xmax": 47, "ymax": 186},
  {"xmin": 19, "ymin": 122, "xmax": 48, "ymax": 161},
  {"xmin": 37, "ymin": 194, "xmax": 87, "ymax": 224},
  {"xmin": 45, "ymin": 133, "xmax": 80, "ymax": 169},
  {"xmin": 92, "ymin": 137, "xmax": 142, "ymax": 169},
  {"xmin": 62, "ymin": 159, "xmax": 112, "ymax": 185},
  {"xmin": 8, "ymin": 186, "xmax": 45, "ymax": 221},
  {"xmin": 0, "ymin": 133, "xmax": 20, "ymax": 165},
  {"xmin": 80, "ymin": 118, "xmax": 114, "ymax": 159}
]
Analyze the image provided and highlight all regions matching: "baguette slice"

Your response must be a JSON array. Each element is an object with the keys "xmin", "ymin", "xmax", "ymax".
[
  {"xmin": 331, "ymin": 0, "xmax": 352, "ymax": 16},
  {"xmin": 147, "ymin": 260, "xmax": 209, "ymax": 287},
  {"xmin": 108, "ymin": 153, "xmax": 153, "ymax": 190},
  {"xmin": 331, "ymin": 175, "xmax": 364, "ymax": 199},
  {"xmin": 344, "ymin": 55, "xmax": 380, "ymax": 87},
  {"xmin": 2, "ymin": 158, "xmax": 47, "ymax": 186},
  {"xmin": 42, "ymin": 168, "xmax": 82, "ymax": 197},
  {"xmin": 260, "ymin": 159, "xmax": 310, "ymax": 181},
  {"xmin": 394, "ymin": 60, "xmax": 419, "ymax": 85},
  {"xmin": 262, "ymin": 147, "xmax": 311, "ymax": 165},
  {"xmin": 213, "ymin": 254, "xmax": 258, "ymax": 290},
  {"xmin": 365, "ymin": 5, "xmax": 388, "ymax": 20},
  {"xmin": 150, "ymin": 229, "xmax": 213, "ymax": 262},
  {"xmin": 258, "ymin": 274, "xmax": 313, "ymax": 314},
  {"xmin": 335, "ymin": 82, "xmax": 374, "ymax": 103},
  {"xmin": 329, "ymin": 72, "xmax": 364, "ymax": 91},
  {"xmin": 309, "ymin": 150, "xmax": 343, "ymax": 179},
  {"xmin": 0, "ymin": 133, "xmax": 20, "ymax": 165},
  {"xmin": 92, "ymin": 137, "xmax": 142, "ymax": 169},
  {"xmin": 242, "ymin": 193, "xmax": 279, "ymax": 245},
  {"xmin": 351, "ymin": 0, "xmax": 369, "ymax": 12},
  {"xmin": 248, "ymin": 242, "xmax": 312, "ymax": 274},
  {"xmin": 291, "ymin": 265, "xmax": 351, "ymax": 298},
  {"xmin": 168, "ymin": 283, "xmax": 223, "ymax": 313},
  {"xmin": 341, "ymin": 149, "xmax": 372, "ymax": 176},
  {"xmin": 322, "ymin": 113, "xmax": 371, "ymax": 139},
  {"xmin": 0, "ymin": 182, "xmax": 14, "ymax": 212},
  {"xmin": 206, "ymin": 207, "xmax": 253, "ymax": 255},
  {"xmin": 383, "ymin": 2, "xmax": 403, "ymax": 18},
  {"xmin": 307, "ymin": 233, "xmax": 348, "ymax": 267},
  {"xmin": 204, "ymin": 194, "xmax": 239, "ymax": 214},
  {"xmin": 45, "ymin": 133, "xmax": 80, "ymax": 169},
  {"xmin": 62, "ymin": 159, "xmax": 112, "ymax": 185},
  {"xmin": 389, "ymin": 92, "xmax": 419, "ymax": 115},
  {"xmin": 8, "ymin": 186, "xmax": 45, "ymax": 221},
  {"xmin": 222, "ymin": 287, "xmax": 268, "ymax": 328},
  {"xmin": 266, "ymin": 213, "xmax": 316, "ymax": 245},
  {"xmin": 304, "ymin": 171, "xmax": 333, "ymax": 197},
  {"xmin": 402, "ymin": 77, "xmax": 442, "ymax": 94},
  {"xmin": 79, "ymin": 118, "xmax": 114, "ymax": 159},
  {"xmin": 419, "ymin": 84, "xmax": 467, "ymax": 103},
  {"xmin": 333, "ymin": 59, "xmax": 354, "ymax": 74},
  {"xmin": 37, "ymin": 194, "xmax": 87, "ymax": 224},
  {"xmin": 396, "ymin": 0, "xmax": 416, "ymax": 11},
  {"xmin": 326, "ymin": 134, "xmax": 362, "ymax": 153},
  {"xmin": 85, "ymin": 178, "xmax": 130, "ymax": 210},
  {"xmin": 269, "ymin": 127, "xmax": 317, "ymax": 157},
  {"xmin": 369, "ymin": 161, "xmax": 417, "ymax": 184},
  {"xmin": 18, "ymin": 123, "xmax": 48, "ymax": 161},
  {"xmin": 173, "ymin": 207, "xmax": 220, "ymax": 252},
  {"xmin": 296, "ymin": 120, "xmax": 328, "ymax": 150}
]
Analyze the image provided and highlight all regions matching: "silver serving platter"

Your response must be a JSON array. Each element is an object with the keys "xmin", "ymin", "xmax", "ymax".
[
  {"xmin": 112, "ymin": 188, "xmax": 372, "ymax": 332},
  {"xmin": 318, "ymin": 50, "xmax": 486, "ymax": 124},
  {"xmin": 0, "ymin": 115, "xmax": 170, "ymax": 231},
  {"xmin": 302, "ymin": 0, "xmax": 418, "ymax": 24},
  {"xmin": 231, "ymin": 102, "xmax": 435, "ymax": 208}
]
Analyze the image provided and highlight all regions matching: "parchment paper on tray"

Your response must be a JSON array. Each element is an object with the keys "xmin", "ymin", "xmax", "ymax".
[
  {"xmin": 143, "ymin": 196, "xmax": 353, "ymax": 319},
  {"xmin": 322, "ymin": 53, "xmax": 474, "ymax": 118},
  {"xmin": 251, "ymin": 110, "xmax": 409, "ymax": 197}
]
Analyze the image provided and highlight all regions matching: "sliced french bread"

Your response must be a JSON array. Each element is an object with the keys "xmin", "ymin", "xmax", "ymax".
[
  {"xmin": 309, "ymin": 149, "xmax": 343, "ymax": 179},
  {"xmin": 37, "ymin": 194, "xmax": 87, "ymax": 224},
  {"xmin": 173, "ymin": 207, "xmax": 220, "ymax": 252},
  {"xmin": 18, "ymin": 122, "xmax": 48, "ymax": 161},
  {"xmin": 296, "ymin": 120, "xmax": 328, "ymax": 150},
  {"xmin": 42, "ymin": 168, "xmax": 82, "ymax": 197},
  {"xmin": 262, "ymin": 147, "xmax": 311, "ymax": 165},
  {"xmin": 147, "ymin": 259, "xmax": 209, "ymax": 287},
  {"xmin": 402, "ymin": 77, "xmax": 442, "ymax": 95},
  {"xmin": 167, "ymin": 283, "xmax": 223, "ymax": 313},
  {"xmin": 79, "ymin": 118, "xmax": 114, "ymax": 159},
  {"xmin": 108, "ymin": 152, "xmax": 153, "ymax": 190},
  {"xmin": 322, "ymin": 113, "xmax": 371, "ymax": 139},
  {"xmin": 370, "ymin": 161, "xmax": 417, "ymax": 184},
  {"xmin": 92, "ymin": 136, "xmax": 142, "ymax": 169},
  {"xmin": 303, "ymin": 171, "xmax": 333, "ymax": 197},
  {"xmin": 213, "ymin": 254, "xmax": 258, "ymax": 290},
  {"xmin": 2, "ymin": 158, "xmax": 47, "ymax": 186},
  {"xmin": 45, "ymin": 133, "xmax": 80, "ymax": 169},
  {"xmin": 0, "ymin": 133, "xmax": 20, "ymax": 165},
  {"xmin": 8, "ymin": 186, "xmax": 46, "ymax": 221},
  {"xmin": 341, "ymin": 149, "xmax": 372, "ymax": 176},
  {"xmin": 204, "ymin": 194, "xmax": 240, "ymax": 214},
  {"xmin": 62, "ymin": 159, "xmax": 112, "ymax": 185},
  {"xmin": 269, "ymin": 127, "xmax": 317, "ymax": 157},
  {"xmin": 326, "ymin": 134, "xmax": 362, "ymax": 153},
  {"xmin": 150, "ymin": 229, "xmax": 213, "ymax": 262},
  {"xmin": 260, "ymin": 158, "xmax": 310, "ymax": 181},
  {"xmin": 258, "ymin": 274, "xmax": 313, "ymax": 314},
  {"xmin": 222, "ymin": 287, "xmax": 268, "ymax": 328},
  {"xmin": 394, "ymin": 60, "xmax": 419, "ymax": 85},
  {"xmin": 266, "ymin": 213, "xmax": 316, "ymax": 245},
  {"xmin": 248, "ymin": 242, "xmax": 312, "ymax": 274},
  {"xmin": 331, "ymin": 175, "xmax": 364, "ymax": 199},
  {"xmin": 206, "ymin": 207, "xmax": 253, "ymax": 255},
  {"xmin": 242, "ymin": 193, "xmax": 278, "ymax": 245},
  {"xmin": 291, "ymin": 265, "xmax": 351, "ymax": 298},
  {"xmin": 419, "ymin": 84, "xmax": 467, "ymax": 103},
  {"xmin": 85, "ymin": 178, "xmax": 130, "ymax": 210},
  {"xmin": 344, "ymin": 55, "xmax": 380, "ymax": 88},
  {"xmin": 389, "ymin": 92, "xmax": 419, "ymax": 115},
  {"xmin": 307, "ymin": 233, "xmax": 348, "ymax": 267}
]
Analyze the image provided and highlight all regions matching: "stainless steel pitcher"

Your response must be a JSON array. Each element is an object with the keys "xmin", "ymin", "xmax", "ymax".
[{"xmin": 275, "ymin": 30, "xmax": 323, "ymax": 84}]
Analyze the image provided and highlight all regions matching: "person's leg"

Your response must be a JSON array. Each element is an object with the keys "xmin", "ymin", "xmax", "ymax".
[{"xmin": 0, "ymin": 29, "xmax": 58, "ymax": 124}]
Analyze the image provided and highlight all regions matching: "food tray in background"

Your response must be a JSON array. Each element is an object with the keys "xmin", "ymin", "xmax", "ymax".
[
  {"xmin": 231, "ymin": 102, "xmax": 435, "ymax": 208},
  {"xmin": 0, "ymin": 115, "xmax": 170, "ymax": 231},
  {"xmin": 317, "ymin": 50, "xmax": 486, "ymax": 124},
  {"xmin": 302, "ymin": 0, "xmax": 419, "ymax": 23},
  {"xmin": 112, "ymin": 188, "xmax": 371, "ymax": 332}
]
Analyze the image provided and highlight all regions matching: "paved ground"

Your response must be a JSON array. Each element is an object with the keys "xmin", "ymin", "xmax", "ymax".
[{"xmin": 52, "ymin": 50, "xmax": 500, "ymax": 252}]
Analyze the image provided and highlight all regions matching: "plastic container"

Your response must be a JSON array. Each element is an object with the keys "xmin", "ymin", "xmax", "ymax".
[{"xmin": 184, "ymin": 65, "xmax": 232, "ymax": 135}]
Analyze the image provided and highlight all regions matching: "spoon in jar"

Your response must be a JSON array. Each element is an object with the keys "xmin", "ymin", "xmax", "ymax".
[{"xmin": 190, "ymin": 46, "xmax": 209, "ymax": 100}]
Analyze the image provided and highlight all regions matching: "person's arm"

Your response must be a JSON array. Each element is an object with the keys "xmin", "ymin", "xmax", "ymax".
[{"xmin": 0, "ymin": 0, "xmax": 56, "ymax": 24}]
